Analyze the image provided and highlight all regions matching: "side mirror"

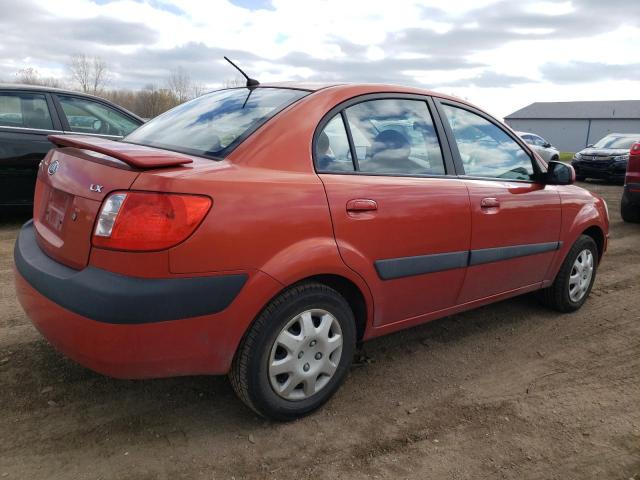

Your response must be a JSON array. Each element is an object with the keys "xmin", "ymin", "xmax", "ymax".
[
  {"xmin": 545, "ymin": 160, "xmax": 574, "ymax": 185},
  {"xmin": 543, "ymin": 142, "xmax": 551, "ymax": 148},
  {"xmin": 587, "ymin": 144, "xmax": 594, "ymax": 148}
]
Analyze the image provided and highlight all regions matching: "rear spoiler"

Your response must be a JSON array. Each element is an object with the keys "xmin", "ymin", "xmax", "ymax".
[{"xmin": 47, "ymin": 135, "xmax": 193, "ymax": 169}]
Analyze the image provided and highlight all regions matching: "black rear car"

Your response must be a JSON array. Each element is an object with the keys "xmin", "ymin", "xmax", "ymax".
[
  {"xmin": 571, "ymin": 133, "xmax": 640, "ymax": 183},
  {"xmin": 0, "ymin": 84, "xmax": 143, "ymax": 207}
]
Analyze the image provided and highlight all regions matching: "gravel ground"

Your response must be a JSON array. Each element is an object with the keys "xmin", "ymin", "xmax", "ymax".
[{"xmin": 0, "ymin": 182, "xmax": 638, "ymax": 480}]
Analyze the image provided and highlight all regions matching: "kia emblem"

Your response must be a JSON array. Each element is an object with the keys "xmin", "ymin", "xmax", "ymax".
[{"xmin": 47, "ymin": 160, "xmax": 59, "ymax": 176}]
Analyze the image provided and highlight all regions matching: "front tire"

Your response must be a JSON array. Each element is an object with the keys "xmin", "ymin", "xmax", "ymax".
[
  {"xmin": 538, "ymin": 235, "xmax": 598, "ymax": 312},
  {"xmin": 229, "ymin": 282, "xmax": 356, "ymax": 421}
]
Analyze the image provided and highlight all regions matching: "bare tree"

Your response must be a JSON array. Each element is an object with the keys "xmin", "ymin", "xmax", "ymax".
[
  {"xmin": 14, "ymin": 67, "xmax": 63, "ymax": 88},
  {"xmin": 191, "ymin": 82, "xmax": 208, "ymax": 98},
  {"xmin": 91, "ymin": 57, "xmax": 109, "ymax": 94},
  {"xmin": 223, "ymin": 77, "xmax": 246, "ymax": 88},
  {"xmin": 15, "ymin": 67, "xmax": 40, "ymax": 85},
  {"xmin": 166, "ymin": 67, "xmax": 192, "ymax": 103},
  {"xmin": 131, "ymin": 84, "xmax": 180, "ymax": 118},
  {"xmin": 68, "ymin": 54, "xmax": 109, "ymax": 94}
]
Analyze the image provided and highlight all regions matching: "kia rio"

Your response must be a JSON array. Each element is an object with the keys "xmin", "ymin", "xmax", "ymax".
[{"xmin": 14, "ymin": 83, "xmax": 609, "ymax": 420}]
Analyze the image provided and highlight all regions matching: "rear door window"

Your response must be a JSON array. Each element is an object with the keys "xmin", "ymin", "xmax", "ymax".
[
  {"xmin": 0, "ymin": 92, "xmax": 54, "ymax": 130},
  {"xmin": 57, "ymin": 95, "xmax": 140, "ymax": 137},
  {"xmin": 343, "ymin": 99, "xmax": 446, "ymax": 175}
]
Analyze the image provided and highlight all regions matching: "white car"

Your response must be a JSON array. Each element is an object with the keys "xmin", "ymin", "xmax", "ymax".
[{"xmin": 516, "ymin": 131, "xmax": 560, "ymax": 162}]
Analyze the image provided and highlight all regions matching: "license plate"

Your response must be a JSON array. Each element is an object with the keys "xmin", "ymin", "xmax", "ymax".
[{"xmin": 44, "ymin": 188, "xmax": 72, "ymax": 232}]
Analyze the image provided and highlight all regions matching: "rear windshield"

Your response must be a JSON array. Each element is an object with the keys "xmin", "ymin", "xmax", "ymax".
[
  {"xmin": 593, "ymin": 135, "xmax": 639, "ymax": 149},
  {"xmin": 124, "ymin": 87, "xmax": 308, "ymax": 159}
]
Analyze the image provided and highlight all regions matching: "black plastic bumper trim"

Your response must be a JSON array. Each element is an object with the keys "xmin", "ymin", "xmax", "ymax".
[{"xmin": 14, "ymin": 221, "xmax": 247, "ymax": 324}]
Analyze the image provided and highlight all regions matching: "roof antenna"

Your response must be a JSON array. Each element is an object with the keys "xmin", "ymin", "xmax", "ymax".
[{"xmin": 224, "ymin": 56, "xmax": 260, "ymax": 89}]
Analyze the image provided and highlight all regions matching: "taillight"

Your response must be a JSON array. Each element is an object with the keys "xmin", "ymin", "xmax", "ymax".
[
  {"xmin": 93, "ymin": 191, "xmax": 211, "ymax": 251},
  {"xmin": 630, "ymin": 143, "xmax": 640, "ymax": 172}
]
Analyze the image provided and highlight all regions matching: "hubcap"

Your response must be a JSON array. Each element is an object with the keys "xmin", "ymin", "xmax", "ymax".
[
  {"xmin": 568, "ymin": 249, "xmax": 594, "ymax": 302},
  {"xmin": 268, "ymin": 309, "xmax": 343, "ymax": 401}
]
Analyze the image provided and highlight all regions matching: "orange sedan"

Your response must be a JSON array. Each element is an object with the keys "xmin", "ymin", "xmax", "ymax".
[{"xmin": 15, "ymin": 82, "xmax": 609, "ymax": 420}]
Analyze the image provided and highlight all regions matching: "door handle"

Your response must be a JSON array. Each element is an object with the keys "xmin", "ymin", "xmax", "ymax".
[
  {"xmin": 346, "ymin": 199, "xmax": 378, "ymax": 212},
  {"xmin": 480, "ymin": 197, "xmax": 500, "ymax": 209}
]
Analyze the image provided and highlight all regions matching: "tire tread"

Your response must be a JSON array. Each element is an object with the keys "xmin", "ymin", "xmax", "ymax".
[{"xmin": 538, "ymin": 235, "xmax": 597, "ymax": 312}]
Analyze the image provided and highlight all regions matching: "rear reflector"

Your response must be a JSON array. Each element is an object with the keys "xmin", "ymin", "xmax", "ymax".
[{"xmin": 93, "ymin": 192, "xmax": 211, "ymax": 251}]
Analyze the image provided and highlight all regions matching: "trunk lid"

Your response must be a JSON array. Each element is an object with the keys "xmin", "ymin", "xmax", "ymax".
[
  {"xmin": 34, "ymin": 147, "xmax": 142, "ymax": 269},
  {"xmin": 34, "ymin": 137, "xmax": 199, "ymax": 269}
]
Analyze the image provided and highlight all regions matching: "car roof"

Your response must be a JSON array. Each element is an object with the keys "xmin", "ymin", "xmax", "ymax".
[
  {"xmin": 602, "ymin": 132, "xmax": 640, "ymax": 137},
  {"xmin": 257, "ymin": 81, "xmax": 344, "ymax": 91},
  {"xmin": 515, "ymin": 131, "xmax": 540, "ymax": 136},
  {"xmin": 231, "ymin": 82, "xmax": 477, "ymax": 111},
  {"xmin": 241, "ymin": 81, "xmax": 458, "ymax": 98},
  {"xmin": 2, "ymin": 83, "xmax": 106, "ymax": 99},
  {"xmin": 0, "ymin": 83, "xmax": 144, "ymax": 122}
]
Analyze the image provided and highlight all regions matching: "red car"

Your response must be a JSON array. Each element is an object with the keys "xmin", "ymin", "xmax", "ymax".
[
  {"xmin": 621, "ymin": 142, "xmax": 640, "ymax": 223},
  {"xmin": 14, "ymin": 83, "xmax": 609, "ymax": 420}
]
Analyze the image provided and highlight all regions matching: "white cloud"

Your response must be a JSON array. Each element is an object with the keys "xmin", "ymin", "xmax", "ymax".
[{"xmin": 1, "ymin": 0, "xmax": 639, "ymax": 118}]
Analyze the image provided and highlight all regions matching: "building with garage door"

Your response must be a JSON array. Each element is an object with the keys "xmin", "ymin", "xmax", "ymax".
[{"xmin": 504, "ymin": 100, "xmax": 640, "ymax": 153}]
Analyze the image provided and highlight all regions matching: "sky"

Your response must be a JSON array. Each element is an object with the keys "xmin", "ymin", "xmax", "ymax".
[{"xmin": 1, "ymin": 0, "xmax": 639, "ymax": 119}]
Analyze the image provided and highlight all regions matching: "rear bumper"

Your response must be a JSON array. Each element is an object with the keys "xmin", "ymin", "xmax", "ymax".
[
  {"xmin": 15, "ymin": 221, "xmax": 247, "ymax": 324},
  {"xmin": 14, "ymin": 221, "xmax": 278, "ymax": 379},
  {"xmin": 571, "ymin": 159, "xmax": 626, "ymax": 181}
]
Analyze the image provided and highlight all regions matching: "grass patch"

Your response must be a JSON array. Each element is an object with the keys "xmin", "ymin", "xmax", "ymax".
[{"xmin": 559, "ymin": 152, "xmax": 574, "ymax": 162}]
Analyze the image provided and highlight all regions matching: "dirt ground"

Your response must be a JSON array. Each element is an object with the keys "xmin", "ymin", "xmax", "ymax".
[{"xmin": 0, "ymin": 182, "xmax": 638, "ymax": 480}]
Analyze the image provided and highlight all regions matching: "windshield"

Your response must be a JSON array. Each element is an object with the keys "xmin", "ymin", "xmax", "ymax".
[
  {"xmin": 124, "ymin": 88, "xmax": 309, "ymax": 159},
  {"xmin": 593, "ymin": 135, "xmax": 639, "ymax": 150}
]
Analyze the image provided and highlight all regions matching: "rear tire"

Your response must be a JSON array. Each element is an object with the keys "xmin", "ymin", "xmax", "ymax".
[
  {"xmin": 538, "ymin": 235, "xmax": 598, "ymax": 312},
  {"xmin": 229, "ymin": 282, "xmax": 356, "ymax": 421},
  {"xmin": 575, "ymin": 174, "xmax": 586, "ymax": 182},
  {"xmin": 621, "ymin": 193, "xmax": 640, "ymax": 223}
]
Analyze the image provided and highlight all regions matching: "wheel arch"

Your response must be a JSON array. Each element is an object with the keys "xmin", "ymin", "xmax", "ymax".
[
  {"xmin": 581, "ymin": 225, "xmax": 605, "ymax": 263},
  {"xmin": 297, "ymin": 274, "xmax": 368, "ymax": 343},
  {"xmin": 234, "ymin": 270, "xmax": 372, "ymax": 366}
]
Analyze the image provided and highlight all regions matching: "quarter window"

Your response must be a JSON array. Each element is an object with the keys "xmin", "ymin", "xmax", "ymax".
[
  {"xmin": 0, "ymin": 93, "xmax": 53, "ymax": 130},
  {"xmin": 343, "ymin": 99, "xmax": 446, "ymax": 175},
  {"xmin": 315, "ymin": 114, "xmax": 354, "ymax": 172},
  {"xmin": 442, "ymin": 104, "xmax": 535, "ymax": 181},
  {"xmin": 58, "ymin": 96, "xmax": 139, "ymax": 137}
]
